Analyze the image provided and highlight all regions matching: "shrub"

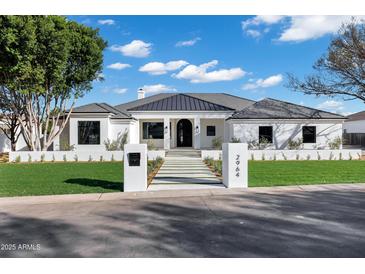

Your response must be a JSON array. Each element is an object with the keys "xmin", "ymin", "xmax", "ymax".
[
  {"xmin": 100, "ymin": 156, "xmax": 103, "ymax": 162},
  {"xmin": 230, "ymin": 137, "xmax": 241, "ymax": 143},
  {"xmin": 212, "ymin": 137, "xmax": 223, "ymax": 150},
  {"xmin": 288, "ymin": 138, "xmax": 302, "ymax": 150},
  {"xmin": 273, "ymin": 154, "xmax": 277, "ymax": 161},
  {"xmin": 52, "ymin": 154, "xmax": 55, "ymax": 162},
  {"xmin": 329, "ymin": 152, "xmax": 334, "ymax": 160},
  {"xmin": 327, "ymin": 136, "xmax": 342, "ymax": 149},
  {"xmin": 60, "ymin": 143, "xmax": 75, "ymax": 151},
  {"xmin": 111, "ymin": 154, "xmax": 115, "ymax": 162},
  {"xmin": 306, "ymin": 154, "xmax": 310, "ymax": 160},
  {"xmin": 104, "ymin": 130, "xmax": 129, "ymax": 151},
  {"xmin": 40, "ymin": 154, "xmax": 45, "ymax": 162},
  {"xmin": 88, "ymin": 155, "xmax": 92, "ymax": 162},
  {"xmin": 213, "ymin": 161, "xmax": 222, "ymax": 174},
  {"xmin": 15, "ymin": 155, "xmax": 21, "ymax": 163},
  {"xmin": 147, "ymin": 140, "xmax": 156, "ymax": 151},
  {"xmin": 261, "ymin": 153, "xmax": 265, "ymax": 161},
  {"xmin": 296, "ymin": 154, "xmax": 300, "ymax": 160},
  {"xmin": 317, "ymin": 152, "xmax": 321, "ymax": 160},
  {"xmin": 204, "ymin": 156, "xmax": 214, "ymax": 167},
  {"xmin": 339, "ymin": 152, "xmax": 342, "ymax": 160},
  {"xmin": 74, "ymin": 155, "xmax": 78, "ymax": 162},
  {"xmin": 28, "ymin": 154, "xmax": 32, "ymax": 163},
  {"xmin": 349, "ymin": 153, "xmax": 353, "ymax": 160},
  {"xmin": 63, "ymin": 155, "xmax": 67, "ymax": 162}
]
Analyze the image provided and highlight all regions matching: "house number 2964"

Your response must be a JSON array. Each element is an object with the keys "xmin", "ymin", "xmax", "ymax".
[{"xmin": 235, "ymin": 154, "xmax": 240, "ymax": 177}]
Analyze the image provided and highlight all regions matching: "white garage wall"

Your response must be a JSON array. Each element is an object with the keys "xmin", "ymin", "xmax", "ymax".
[
  {"xmin": 230, "ymin": 120, "xmax": 343, "ymax": 149},
  {"xmin": 344, "ymin": 120, "xmax": 365, "ymax": 134}
]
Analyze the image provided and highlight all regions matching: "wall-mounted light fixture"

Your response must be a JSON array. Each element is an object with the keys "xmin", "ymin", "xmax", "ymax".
[
  {"xmin": 195, "ymin": 125, "xmax": 199, "ymax": 134},
  {"xmin": 164, "ymin": 125, "xmax": 168, "ymax": 134}
]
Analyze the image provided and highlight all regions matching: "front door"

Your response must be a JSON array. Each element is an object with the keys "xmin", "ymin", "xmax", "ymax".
[{"xmin": 177, "ymin": 119, "xmax": 192, "ymax": 147}]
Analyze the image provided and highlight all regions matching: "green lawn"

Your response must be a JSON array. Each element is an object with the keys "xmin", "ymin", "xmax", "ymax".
[
  {"xmin": 249, "ymin": 160, "xmax": 365, "ymax": 187},
  {"xmin": 0, "ymin": 162, "xmax": 123, "ymax": 197},
  {"xmin": 0, "ymin": 161, "xmax": 365, "ymax": 197}
]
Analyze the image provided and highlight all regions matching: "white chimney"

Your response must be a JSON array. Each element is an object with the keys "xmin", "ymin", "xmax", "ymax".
[{"xmin": 138, "ymin": 88, "xmax": 145, "ymax": 99}]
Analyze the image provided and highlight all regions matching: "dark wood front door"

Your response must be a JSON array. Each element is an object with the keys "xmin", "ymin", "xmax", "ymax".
[{"xmin": 177, "ymin": 119, "xmax": 192, "ymax": 147}]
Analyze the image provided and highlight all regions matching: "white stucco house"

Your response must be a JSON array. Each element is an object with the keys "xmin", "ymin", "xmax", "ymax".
[{"xmin": 47, "ymin": 90, "xmax": 345, "ymax": 152}]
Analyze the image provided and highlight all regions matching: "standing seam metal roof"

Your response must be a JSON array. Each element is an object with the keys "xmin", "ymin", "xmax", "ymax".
[{"xmin": 127, "ymin": 93, "xmax": 235, "ymax": 111}]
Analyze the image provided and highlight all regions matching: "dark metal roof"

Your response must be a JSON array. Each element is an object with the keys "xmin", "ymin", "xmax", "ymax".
[
  {"xmin": 114, "ymin": 93, "xmax": 254, "ymax": 112},
  {"xmin": 127, "ymin": 93, "xmax": 235, "ymax": 111},
  {"xmin": 347, "ymin": 110, "xmax": 365, "ymax": 121},
  {"xmin": 229, "ymin": 98, "xmax": 345, "ymax": 120},
  {"xmin": 71, "ymin": 103, "xmax": 132, "ymax": 119}
]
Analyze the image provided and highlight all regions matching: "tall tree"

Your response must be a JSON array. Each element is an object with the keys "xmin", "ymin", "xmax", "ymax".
[
  {"xmin": 287, "ymin": 19, "xmax": 365, "ymax": 104},
  {"xmin": 0, "ymin": 16, "xmax": 107, "ymax": 151}
]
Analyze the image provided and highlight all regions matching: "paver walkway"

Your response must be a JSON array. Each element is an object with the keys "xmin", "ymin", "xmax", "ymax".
[{"xmin": 149, "ymin": 149, "xmax": 224, "ymax": 191}]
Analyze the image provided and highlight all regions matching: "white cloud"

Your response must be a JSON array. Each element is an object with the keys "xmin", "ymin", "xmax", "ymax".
[
  {"xmin": 242, "ymin": 15, "xmax": 284, "ymax": 30},
  {"xmin": 139, "ymin": 60, "xmax": 188, "ymax": 75},
  {"xmin": 112, "ymin": 88, "xmax": 128, "ymax": 94},
  {"xmin": 107, "ymin": 63, "xmax": 131, "ymax": 70},
  {"xmin": 97, "ymin": 19, "xmax": 115, "ymax": 25},
  {"xmin": 242, "ymin": 74, "xmax": 283, "ymax": 90},
  {"xmin": 174, "ymin": 60, "xmax": 246, "ymax": 83},
  {"xmin": 110, "ymin": 40, "xmax": 152, "ymax": 58},
  {"xmin": 242, "ymin": 15, "xmax": 365, "ymax": 42},
  {"xmin": 140, "ymin": 84, "xmax": 176, "ymax": 94},
  {"xmin": 317, "ymin": 100, "xmax": 344, "ymax": 112},
  {"xmin": 278, "ymin": 16, "xmax": 361, "ymax": 42},
  {"xmin": 246, "ymin": 29, "xmax": 261, "ymax": 38},
  {"xmin": 175, "ymin": 37, "xmax": 201, "ymax": 47}
]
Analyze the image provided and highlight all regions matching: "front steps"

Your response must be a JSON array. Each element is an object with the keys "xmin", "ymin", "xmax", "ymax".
[{"xmin": 149, "ymin": 149, "xmax": 224, "ymax": 191}]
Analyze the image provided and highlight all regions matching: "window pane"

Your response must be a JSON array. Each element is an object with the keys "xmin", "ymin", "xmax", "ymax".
[
  {"xmin": 143, "ymin": 122, "xmax": 164, "ymax": 139},
  {"xmin": 259, "ymin": 126, "xmax": 273, "ymax": 143},
  {"xmin": 78, "ymin": 121, "xmax": 100, "ymax": 145},
  {"xmin": 303, "ymin": 126, "xmax": 316, "ymax": 143},
  {"xmin": 207, "ymin": 126, "xmax": 216, "ymax": 136}
]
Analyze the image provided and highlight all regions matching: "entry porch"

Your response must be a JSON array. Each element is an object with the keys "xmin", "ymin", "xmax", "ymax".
[{"xmin": 136, "ymin": 113, "xmax": 229, "ymax": 150}]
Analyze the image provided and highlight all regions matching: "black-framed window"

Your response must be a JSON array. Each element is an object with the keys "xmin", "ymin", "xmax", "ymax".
[
  {"xmin": 143, "ymin": 122, "xmax": 164, "ymax": 139},
  {"xmin": 207, "ymin": 126, "xmax": 216, "ymax": 136},
  {"xmin": 302, "ymin": 126, "xmax": 316, "ymax": 143},
  {"xmin": 78, "ymin": 121, "xmax": 100, "ymax": 145},
  {"xmin": 259, "ymin": 126, "xmax": 273, "ymax": 143}
]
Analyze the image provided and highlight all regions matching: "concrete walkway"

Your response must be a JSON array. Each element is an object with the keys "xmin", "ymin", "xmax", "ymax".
[
  {"xmin": 149, "ymin": 149, "xmax": 224, "ymax": 191},
  {"xmin": 1, "ymin": 183, "xmax": 365, "ymax": 257}
]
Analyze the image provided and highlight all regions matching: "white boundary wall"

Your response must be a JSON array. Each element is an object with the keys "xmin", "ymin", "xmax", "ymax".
[
  {"xmin": 202, "ymin": 149, "xmax": 362, "ymax": 161},
  {"xmin": 9, "ymin": 150, "xmax": 165, "ymax": 162}
]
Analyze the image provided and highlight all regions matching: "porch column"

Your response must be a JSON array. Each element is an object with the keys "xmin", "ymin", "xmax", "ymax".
[
  {"xmin": 194, "ymin": 117, "xmax": 201, "ymax": 149},
  {"xmin": 164, "ymin": 117, "xmax": 170, "ymax": 150}
]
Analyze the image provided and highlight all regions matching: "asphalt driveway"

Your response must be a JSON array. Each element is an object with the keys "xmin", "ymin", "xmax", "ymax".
[{"xmin": 1, "ymin": 184, "xmax": 365, "ymax": 257}]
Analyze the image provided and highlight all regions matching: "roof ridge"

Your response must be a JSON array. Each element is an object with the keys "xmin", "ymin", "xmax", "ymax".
[
  {"xmin": 178, "ymin": 93, "xmax": 235, "ymax": 111},
  {"xmin": 262, "ymin": 97, "xmax": 345, "ymax": 118},
  {"xmin": 115, "ymin": 93, "xmax": 177, "ymax": 109}
]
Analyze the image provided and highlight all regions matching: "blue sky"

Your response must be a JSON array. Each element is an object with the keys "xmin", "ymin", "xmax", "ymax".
[{"xmin": 68, "ymin": 15, "xmax": 365, "ymax": 115}]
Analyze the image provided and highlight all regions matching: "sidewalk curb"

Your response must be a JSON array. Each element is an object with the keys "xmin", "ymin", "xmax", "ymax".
[{"xmin": 0, "ymin": 183, "xmax": 364, "ymax": 207}]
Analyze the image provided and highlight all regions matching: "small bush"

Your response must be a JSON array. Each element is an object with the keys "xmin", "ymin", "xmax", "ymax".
[
  {"xmin": 60, "ymin": 143, "xmax": 75, "ymax": 151},
  {"xmin": 15, "ymin": 155, "xmax": 21, "ymax": 163},
  {"xmin": 230, "ymin": 137, "xmax": 241, "ymax": 143},
  {"xmin": 339, "ymin": 152, "xmax": 342, "ymax": 160},
  {"xmin": 74, "ymin": 155, "xmax": 78, "ymax": 162},
  {"xmin": 100, "ymin": 156, "xmax": 103, "ymax": 162},
  {"xmin": 273, "ymin": 154, "xmax": 277, "ymax": 161},
  {"xmin": 261, "ymin": 153, "xmax": 265, "ymax": 161},
  {"xmin": 329, "ymin": 152, "xmax": 334, "ymax": 160},
  {"xmin": 317, "ymin": 152, "xmax": 321, "ymax": 160},
  {"xmin": 213, "ymin": 161, "xmax": 222, "ymax": 174},
  {"xmin": 328, "ymin": 136, "xmax": 342, "ymax": 149},
  {"xmin": 288, "ymin": 138, "xmax": 303, "ymax": 150},
  {"xmin": 296, "ymin": 154, "xmax": 300, "ymax": 160},
  {"xmin": 40, "ymin": 154, "xmax": 45, "ymax": 162},
  {"xmin": 306, "ymin": 154, "xmax": 310, "ymax": 160},
  {"xmin": 204, "ymin": 156, "xmax": 214, "ymax": 167},
  {"xmin": 147, "ymin": 140, "xmax": 156, "ymax": 151},
  {"xmin": 63, "ymin": 155, "xmax": 67, "ymax": 162},
  {"xmin": 52, "ymin": 154, "xmax": 55, "ymax": 162},
  {"xmin": 281, "ymin": 152, "xmax": 287, "ymax": 160},
  {"xmin": 212, "ymin": 137, "xmax": 223, "ymax": 150},
  {"xmin": 88, "ymin": 155, "xmax": 92, "ymax": 162},
  {"xmin": 111, "ymin": 154, "xmax": 115, "ymax": 162},
  {"xmin": 349, "ymin": 153, "xmax": 353, "ymax": 160},
  {"xmin": 28, "ymin": 154, "xmax": 32, "ymax": 163}
]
